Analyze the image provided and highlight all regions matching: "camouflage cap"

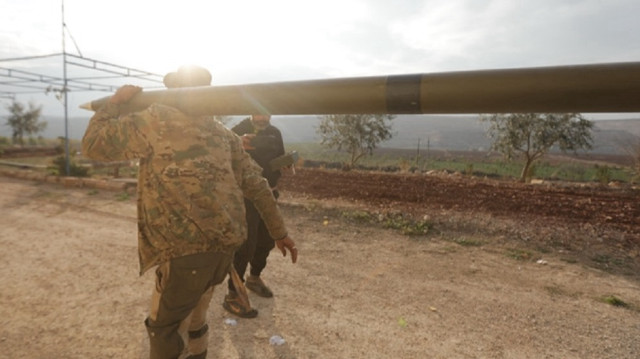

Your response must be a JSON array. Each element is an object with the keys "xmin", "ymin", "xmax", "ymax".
[{"xmin": 163, "ymin": 65, "xmax": 212, "ymax": 88}]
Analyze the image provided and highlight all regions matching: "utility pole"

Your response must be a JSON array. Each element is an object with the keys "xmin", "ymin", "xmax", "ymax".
[
  {"xmin": 61, "ymin": 0, "xmax": 70, "ymax": 175},
  {"xmin": 415, "ymin": 138, "xmax": 421, "ymax": 168}
]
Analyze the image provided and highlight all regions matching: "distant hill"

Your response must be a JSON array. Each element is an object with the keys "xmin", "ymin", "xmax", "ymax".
[
  {"xmin": 590, "ymin": 120, "xmax": 640, "ymax": 154},
  {"xmin": 272, "ymin": 115, "xmax": 640, "ymax": 155},
  {"xmin": 2, "ymin": 114, "xmax": 638, "ymax": 156}
]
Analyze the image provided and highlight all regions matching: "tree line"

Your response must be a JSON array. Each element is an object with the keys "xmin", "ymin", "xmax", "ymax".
[{"xmin": 3, "ymin": 98, "xmax": 639, "ymax": 182}]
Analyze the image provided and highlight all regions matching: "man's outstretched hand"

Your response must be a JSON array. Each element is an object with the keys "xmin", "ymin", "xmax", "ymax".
[
  {"xmin": 275, "ymin": 235, "xmax": 298, "ymax": 263},
  {"xmin": 240, "ymin": 134, "xmax": 256, "ymax": 150}
]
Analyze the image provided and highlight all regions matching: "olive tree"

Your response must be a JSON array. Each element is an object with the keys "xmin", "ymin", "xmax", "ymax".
[
  {"xmin": 481, "ymin": 113, "xmax": 593, "ymax": 182},
  {"xmin": 316, "ymin": 114, "xmax": 394, "ymax": 168},
  {"xmin": 5, "ymin": 100, "xmax": 47, "ymax": 146},
  {"xmin": 623, "ymin": 138, "xmax": 640, "ymax": 181}
]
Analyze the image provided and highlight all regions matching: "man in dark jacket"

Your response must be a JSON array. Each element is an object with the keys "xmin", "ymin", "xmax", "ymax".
[{"xmin": 223, "ymin": 114, "xmax": 287, "ymax": 318}]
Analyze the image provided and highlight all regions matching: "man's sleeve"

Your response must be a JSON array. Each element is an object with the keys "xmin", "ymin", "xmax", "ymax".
[
  {"xmin": 274, "ymin": 127, "xmax": 285, "ymax": 157},
  {"xmin": 231, "ymin": 117, "xmax": 251, "ymax": 136},
  {"xmin": 265, "ymin": 127, "xmax": 286, "ymax": 187},
  {"xmin": 81, "ymin": 103, "xmax": 153, "ymax": 162},
  {"xmin": 230, "ymin": 131, "xmax": 288, "ymax": 240}
]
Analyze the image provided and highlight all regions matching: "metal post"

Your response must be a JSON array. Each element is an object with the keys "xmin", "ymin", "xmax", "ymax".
[
  {"xmin": 62, "ymin": 0, "xmax": 70, "ymax": 175},
  {"xmin": 415, "ymin": 138, "xmax": 421, "ymax": 168}
]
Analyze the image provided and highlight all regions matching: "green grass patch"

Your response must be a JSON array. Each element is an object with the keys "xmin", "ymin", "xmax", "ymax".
[
  {"xmin": 286, "ymin": 142, "xmax": 636, "ymax": 183},
  {"xmin": 381, "ymin": 213, "xmax": 434, "ymax": 235},
  {"xmin": 505, "ymin": 248, "xmax": 534, "ymax": 261},
  {"xmin": 545, "ymin": 285, "xmax": 569, "ymax": 297},
  {"xmin": 115, "ymin": 192, "xmax": 130, "ymax": 201},
  {"xmin": 451, "ymin": 237, "xmax": 483, "ymax": 247},
  {"xmin": 601, "ymin": 295, "xmax": 629, "ymax": 308},
  {"xmin": 592, "ymin": 254, "xmax": 626, "ymax": 267},
  {"xmin": 560, "ymin": 257, "xmax": 578, "ymax": 264},
  {"xmin": 338, "ymin": 209, "xmax": 434, "ymax": 236},
  {"xmin": 340, "ymin": 210, "xmax": 375, "ymax": 223},
  {"xmin": 1, "ymin": 155, "xmax": 57, "ymax": 166}
]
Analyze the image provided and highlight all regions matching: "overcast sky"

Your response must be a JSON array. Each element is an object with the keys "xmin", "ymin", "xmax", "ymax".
[{"xmin": 1, "ymin": 0, "xmax": 639, "ymax": 118}]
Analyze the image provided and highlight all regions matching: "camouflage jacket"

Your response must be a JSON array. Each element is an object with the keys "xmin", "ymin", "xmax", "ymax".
[{"xmin": 82, "ymin": 103, "xmax": 287, "ymax": 274}]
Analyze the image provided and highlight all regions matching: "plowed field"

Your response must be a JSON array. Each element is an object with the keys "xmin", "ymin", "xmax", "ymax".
[
  {"xmin": 281, "ymin": 167, "xmax": 640, "ymax": 235},
  {"xmin": 280, "ymin": 167, "xmax": 640, "ymax": 274}
]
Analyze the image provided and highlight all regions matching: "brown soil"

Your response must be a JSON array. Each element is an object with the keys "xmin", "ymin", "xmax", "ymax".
[
  {"xmin": 1, "ymin": 168, "xmax": 639, "ymax": 359},
  {"xmin": 282, "ymin": 168, "xmax": 640, "ymax": 272},
  {"xmin": 283, "ymin": 168, "xmax": 640, "ymax": 232}
]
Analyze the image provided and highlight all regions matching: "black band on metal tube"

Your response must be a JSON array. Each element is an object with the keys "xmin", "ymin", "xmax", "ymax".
[{"xmin": 385, "ymin": 74, "xmax": 422, "ymax": 113}]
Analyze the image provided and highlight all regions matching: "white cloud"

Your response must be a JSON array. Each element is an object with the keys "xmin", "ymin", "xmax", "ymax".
[
  {"xmin": 387, "ymin": 0, "xmax": 640, "ymax": 71},
  {"xmin": 1, "ymin": 0, "xmax": 639, "ymax": 117}
]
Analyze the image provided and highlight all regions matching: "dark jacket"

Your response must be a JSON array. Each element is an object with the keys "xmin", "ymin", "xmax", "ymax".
[{"xmin": 232, "ymin": 118, "xmax": 285, "ymax": 188}]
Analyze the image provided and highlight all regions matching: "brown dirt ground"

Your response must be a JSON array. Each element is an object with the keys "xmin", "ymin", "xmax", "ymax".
[{"xmin": 1, "ymin": 167, "xmax": 639, "ymax": 359}]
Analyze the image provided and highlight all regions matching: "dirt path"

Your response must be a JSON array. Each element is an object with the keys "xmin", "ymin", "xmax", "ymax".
[{"xmin": 1, "ymin": 175, "xmax": 639, "ymax": 358}]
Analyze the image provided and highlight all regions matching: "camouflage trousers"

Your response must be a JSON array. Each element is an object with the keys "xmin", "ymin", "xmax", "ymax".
[{"xmin": 146, "ymin": 251, "xmax": 233, "ymax": 359}]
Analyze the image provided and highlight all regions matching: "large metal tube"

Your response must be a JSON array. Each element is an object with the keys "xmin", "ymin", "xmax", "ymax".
[{"xmin": 80, "ymin": 62, "xmax": 640, "ymax": 115}]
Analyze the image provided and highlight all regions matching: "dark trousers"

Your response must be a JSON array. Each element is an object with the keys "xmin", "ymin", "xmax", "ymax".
[{"xmin": 228, "ymin": 199, "xmax": 276, "ymax": 291}]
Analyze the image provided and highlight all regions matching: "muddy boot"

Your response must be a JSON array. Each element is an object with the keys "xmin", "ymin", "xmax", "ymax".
[
  {"xmin": 245, "ymin": 275, "xmax": 273, "ymax": 298},
  {"xmin": 222, "ymin": 291, "xmax": 258, "ymax": 318}
]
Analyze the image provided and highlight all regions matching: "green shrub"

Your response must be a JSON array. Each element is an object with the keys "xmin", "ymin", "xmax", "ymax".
[
  {"xmin": 594, "ymin": 165, "xmax": 611, "ymax": 184},
  {"xmin": 602, "ymin": 295, "xmax": 628, "ymax": 308},
  {"xmin": 381, "ymin": 212, "xmax": 433, "ymax": 235},
  {"xmin": 464, "ymin": 163, "xmax": 474, "ymax": 176},
  {"xmin": 49, "ymin": 155, "xmax": 89, "ymax": 177}
]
